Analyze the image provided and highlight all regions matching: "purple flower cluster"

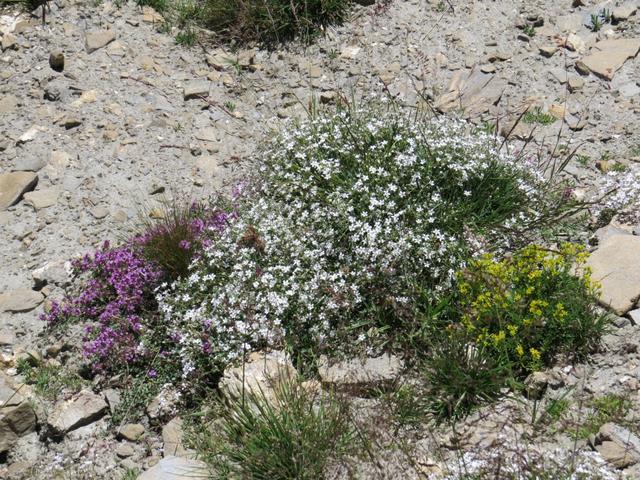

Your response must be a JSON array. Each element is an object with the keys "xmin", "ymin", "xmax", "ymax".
[
  {"xmin": 41, "ymin": 202, "xmax": 239, "ymax": 375},
  {"xmin": 42, "ymin": 241, "xmax": 162, "ymax": 371}
]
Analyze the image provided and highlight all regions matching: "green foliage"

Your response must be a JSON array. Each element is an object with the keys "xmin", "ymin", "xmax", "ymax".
[
  {"xmin": 522, "ymin": 24, "xmax": 536, "ymax": 37},
  {"xmin": 573, "ymin": 394, "xmax": 632, "ymax": 439},
  {"xmin": 111, "ymin": 377, "xmax": 162, "ymax": 425},
  {"xmin": 200, "ymin": 0, "xmax": 351, "ymax": 45},
  {"xmin": 122, "ymin": 469, "xmax": 140, "ymax": 480},
  {"xmin": 381, "ymin": 382, "xmax": 427, "ymax": 427},
  {"xmin": 190, "ymin": 376, "xmax": 354, "ymax": 479},
  {"xmin": 575, "ymin": 154, "xmax": 590, "ymax": 167},
  {"xmin": 16, "ymin": 356, "xmax": 86, "ymax": 401},
  {"xmin": 545, "ymin": 397, "xmax": 570, "ymax": 422},
  {"xmin": 589, "ymin": 9, "xmax": 612, "ymax": 32},
  {"xmin": 522, "ymin": 107, "xmax": 555, "ymax": 125},
  {"xmin": 175, "ymin": 28, "xmax": 197, "ymax": 45},
  {"xmin": 423, "ymin": 334, "xmax": 512, "ymax": 422}
]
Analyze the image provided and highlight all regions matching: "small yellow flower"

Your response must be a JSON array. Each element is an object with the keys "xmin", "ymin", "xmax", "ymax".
[
  {"xmin": 528, "ymin": 270, "xmax": 542, "ymax": 281},
  {"xmin": 507, "ymin": 324, "xmax": 518, "ymax": 336},
  {"xmin": 529, "ymin": 299, "xmax": 549, "ymax": 316},
  {"xmin": 515, "ymin": 345, "xmax": 524, "ymax": 357},
  {"xmin": 529, "ymin": 347, "xmax": 541, "ymax": 361},
  {"xmin": 554, "ymin": 302, "xmax": 567, "ymax": 320},
  {"xmin": 491, "ymin": 330, "xmax": 506, "ymax": 346}
]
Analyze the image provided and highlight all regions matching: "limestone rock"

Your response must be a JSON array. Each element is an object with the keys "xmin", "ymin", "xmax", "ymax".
[
  {"xmin": 539, "ymin": 46, "xmax": 557, "ymax": 57},
  {"xmin": 586, "ymin": 235, "xmax": 640, "ymax": 314},
  {"xmin": 47, "ymin": 391, "xmax": 108, "ymax": 435},
  {"xmin": 116, "ymin": 443, "xmax": 136, "ymax": 458},
  {"xmin": 435, "ymin": 67, "xmax": 506, "ymax": 118},
  {"xmin": 0, "ymin": 289, "xmax": 44, "ymax": 313},
  {"xmin": 596, "ymin": 423, "xmax": 640, "ymax": 468},
  {"xmin": 613, "ymin": 4, "xmax": 638, "ymax": 21},
  {"xmin": 85, "ymin": 30, "xmax": 116, "ymax": 53},
  {"xmin": 219, "ymin": 351, "xmax": 297, "ymax": 407},
  {"xmin": 118, "ymin": 423, "xmax": 146, "ymax": 442},
  {"xmin": 32, "ymin": 260, "xmax": 71, "ymax": 288},
  {"xmin": 183, "ymin": 80, "xmax": 210, "ymax": 100},
  {"xmin": 0, "ymin": 374, "xmax": 37, "ymax": 453},
  {"xmin": 162, "ymin": 417, "xmax": 188, "ymax": 457},
  {"xmin": 0, "ymin": 94, "xmax": 18, "ymax": 114},
  {"xmin": 581, "ymin": 38, "xmax": 640, "ymax": 80},
  {"xmin": 49, "ymin": 50, "xmax": 64, "ymax": 72},
  {"xmin": 146, "ymin": 388, "xmax": 180, "ymax": 420},
  {"xmin": 23, "ymin": 188, "xmax": 59, "ymax": 210},
  {"xmin": 0, "ymin": 402, "xmax": 37, "ymax": 454},
  {"xmin": 1, "ymin": 32, "xmax": 17, "ymax": 51},
  {"xmin": 0, "ymin": 171, "xmax": 38, "ymax": 210},
  {"xmin": 137, "ymin": 456, "xmax": 207, "ymax": 480},
  {"xmin": 318, "ymin": 353, "xmax": 403, "ymax": 387}
]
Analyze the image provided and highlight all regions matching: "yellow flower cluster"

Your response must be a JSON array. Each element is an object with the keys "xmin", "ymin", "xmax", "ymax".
[{"xmin": 456, "ymin": 243, "xmax": 597, "ymax": 371}]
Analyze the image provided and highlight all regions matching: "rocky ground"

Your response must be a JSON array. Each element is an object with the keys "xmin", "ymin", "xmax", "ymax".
[{"xmin": 2, "ymin": 0, "xmax": 640, "ymax": 478}]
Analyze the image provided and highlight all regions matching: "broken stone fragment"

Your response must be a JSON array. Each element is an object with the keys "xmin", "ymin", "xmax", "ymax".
[
  {"xmin": 47, "ymin": 391, "xmax": 108, "ymax": 435},
  {"xmin": 183, "ymin": 80, "xmax": 210, "ymax": 100},
  {"xmin": 586, "ymin": 235, "xmax": 640, "ymax": 315},
  {"xmin": 0, "ymin": 289, "xmax": 44, "ymax": 313},
  {"xmin": 85, "ymin": 29, "xmax": 116, "ymax": 53},
  {"xmin": 23, "ymin": 188, "xmax": 59, "ymax": 210},
  {"xmin": 596, "ymin": 423, "xmax": 640, "ymax": 468},
  {"xmin": 219, "ymin": 351, "xmax": 298, "ymax": 408},
  {"xmin": 318, "ymin": 353, "xmax": 403, "ymax": 387},
  {"xmin": 0, "ymin": 171, "xmax": 38, "ymax": 210},
  {"xmin": 137, "ymin": 456, "xmax": 208, "ymax": 480},
  {"xmin": 581, "ymin": 38, "xmax": 640, "ymax": 80}
]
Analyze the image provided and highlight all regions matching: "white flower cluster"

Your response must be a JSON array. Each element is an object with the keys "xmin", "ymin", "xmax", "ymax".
[
  {"xmin": 596, "ymin": 166, "xmax": 640, "ymax": 223},
  {"xmin": 439, "ymin": 446, "xmax": 622, "ymax": 480},
  {"xmin": 157, "ymin": 109, "xmax": 545, "ymax": 378}
]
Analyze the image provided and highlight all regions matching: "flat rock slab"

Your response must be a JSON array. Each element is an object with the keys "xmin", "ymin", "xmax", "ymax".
[
  {"xmin": 23, "ymin": 188, "xmax": 59, "ymax": 210},
  {"xmin": 0, "ymin": 373, "xmax": 24, "ymax": 406},
  {"xmin": 47, "ymin": 391, "xmax": 108, "ymax": 435},
  {"xmin": 137, "ymin": 456, "xmax": 208, "ymax": 480},
  {"xmin": 596, "ymin": 423, "xmax": 640, "ymax": 468},
  {"xmin": 0, "ymin": 289, "xmax": 43, "ymax": 313},
  {"xmin": 581, "ymin": 38, "xmax": 640, "ymax": 80},
  {"xmin": 162, "ymin": 417, "xmax": 188, "ymax": 457},
  {"xmin": 587, "ymin": 235, "xmax": 640, "ymax": 315},
  {"xmin": 318, "ymin": 353, "xmax": 403, "ymax": 386},
  {"xmin": 183, "ymin": 80, "xmax": 210, "ymax": 100},
  {"xmin": 435, "ymin": 66, "xmax": 506, "ymax": 118},
  {"xmin": 0, "ymin": 171, "xmax": 38, "ymax": 210},
  {"xmin": 613, "ymin": 3, "xmax": 638, "ymax": 21},
  {"xmin": 85, "ymin": 29, "xmax": 116, "ymax": 53},
  {"xmin": 0, "ymin": 401, "xmax": 37, "ymax": 453}
]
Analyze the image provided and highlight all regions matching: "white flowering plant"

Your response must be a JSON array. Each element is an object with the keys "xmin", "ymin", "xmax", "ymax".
[{"xmin": 157, "ymin": 107, "xmax": 580, "ymax": 383}]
